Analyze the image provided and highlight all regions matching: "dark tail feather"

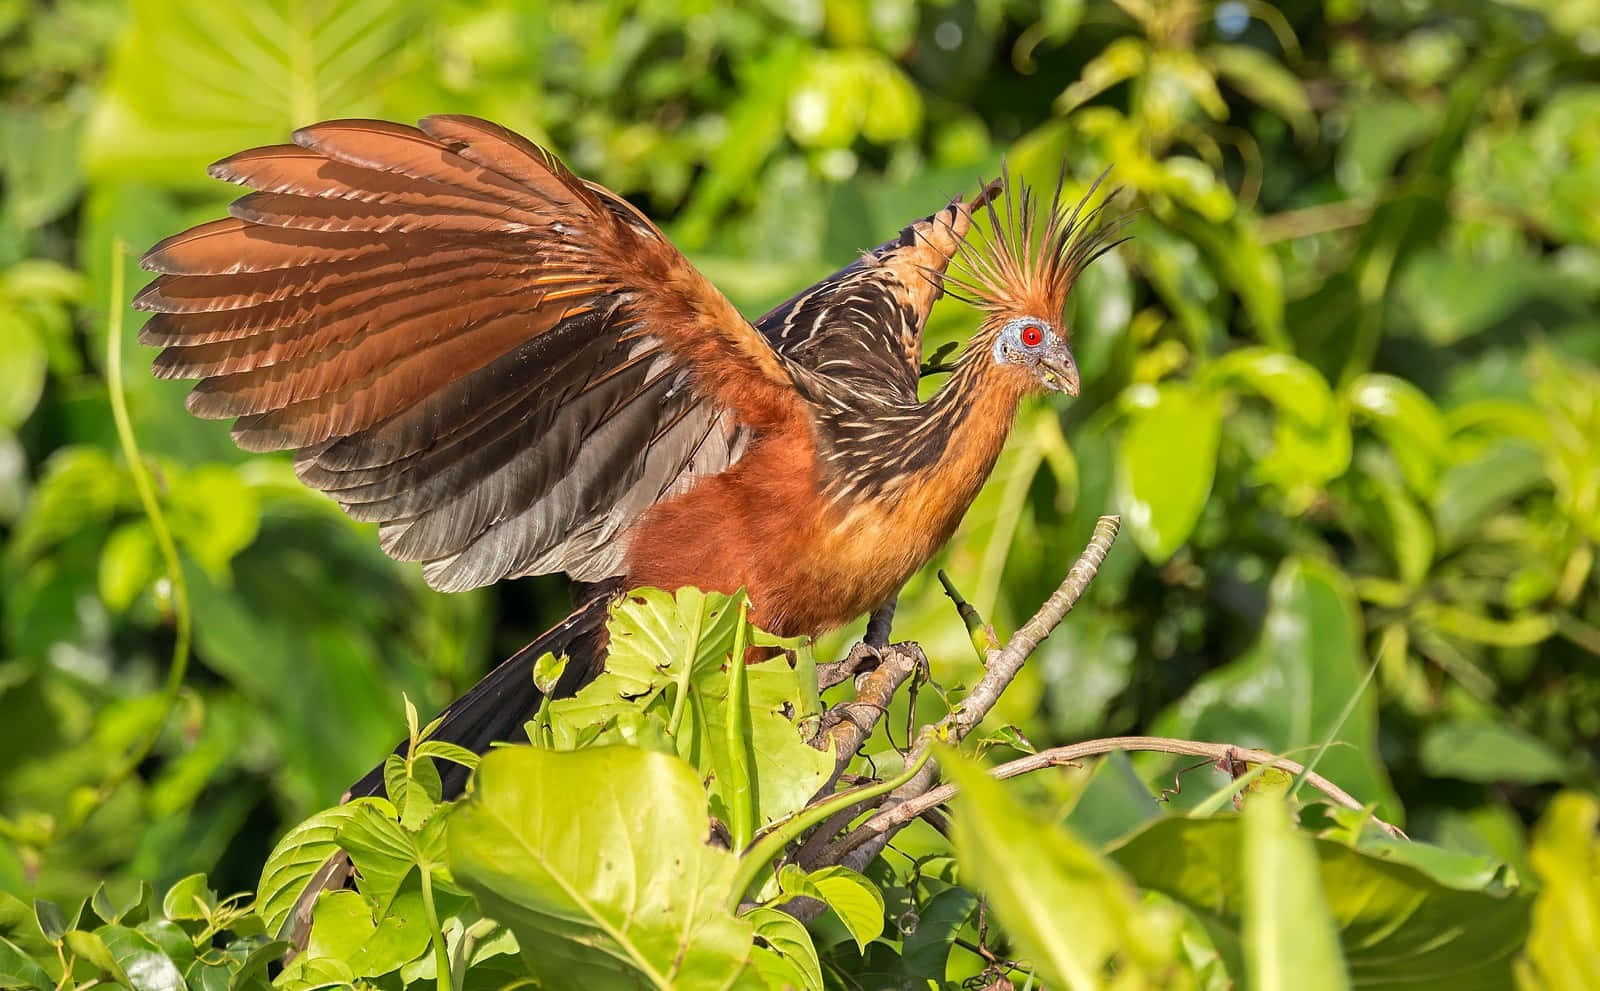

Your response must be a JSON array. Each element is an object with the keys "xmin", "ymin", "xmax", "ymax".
[{"xmin": 343, "ymin": 592, "xmax": 613, "ymax": 802}]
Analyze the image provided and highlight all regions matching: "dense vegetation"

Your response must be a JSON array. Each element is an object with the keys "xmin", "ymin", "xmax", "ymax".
[{"xmin": 1, "ymin": 0, "xmax": 1597, "ymax": 987}]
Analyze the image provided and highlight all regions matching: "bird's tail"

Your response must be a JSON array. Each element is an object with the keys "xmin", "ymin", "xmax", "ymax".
[{"xmin": 343, "ymin": 592, "xmax": 614, "ymax": 802}]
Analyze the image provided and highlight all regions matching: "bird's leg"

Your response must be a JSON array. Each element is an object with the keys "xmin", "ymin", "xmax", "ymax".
[{"xmin": 864, "ymin": 595, "xmax": 897, "ymax": 650}]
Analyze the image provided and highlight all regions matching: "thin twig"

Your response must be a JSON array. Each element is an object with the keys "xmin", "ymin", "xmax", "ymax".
[
  {"xmin": 938, "ymin": 570, "xmax": 993, "ymax": 662},
  {"xmin": 838, "ymin": 737, "xmax": 1407, "ymax": 847},
  {"xmin": 807, "ymin": 516, "xmax": 1122, "ymax": 873}
]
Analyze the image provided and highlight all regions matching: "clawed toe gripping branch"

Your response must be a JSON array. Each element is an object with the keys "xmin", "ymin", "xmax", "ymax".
[{"xmin": 786, "ymin": 513, "xmax": 1403, "ymax": 900}]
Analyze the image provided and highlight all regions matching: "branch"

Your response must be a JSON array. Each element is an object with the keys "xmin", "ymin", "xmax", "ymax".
[
  {"xmin": 811, "ymin": 643, "xmax": 924, "ymax": 775},
  {"xmin": 839, "ymin": 736, "xmax": 1407, "ymax": 846},
  {"xmin": 806, "ymin": 515, "xmax": 1122, "ymax": 872}
]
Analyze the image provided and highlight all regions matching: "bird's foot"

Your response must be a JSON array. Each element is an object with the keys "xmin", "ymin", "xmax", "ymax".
[{"xmin": 817, "ymin": 640, "xmax": 883, "ymax": 691}]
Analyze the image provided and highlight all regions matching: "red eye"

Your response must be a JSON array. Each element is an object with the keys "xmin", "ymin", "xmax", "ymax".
[{"xmin": 1020, "ymin": 323, "xmax": 1044, "ymax": 347}]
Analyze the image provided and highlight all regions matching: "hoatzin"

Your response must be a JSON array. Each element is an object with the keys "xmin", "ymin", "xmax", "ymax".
[{"xmin": 137, "ymin": 115, "xmax": 1124, "ymax": 799}]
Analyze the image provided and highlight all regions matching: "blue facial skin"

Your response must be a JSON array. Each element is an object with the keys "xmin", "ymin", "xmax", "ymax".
[{"xmin": 992, "ymin": 317, "xmax": 1080, "ymax": 394}]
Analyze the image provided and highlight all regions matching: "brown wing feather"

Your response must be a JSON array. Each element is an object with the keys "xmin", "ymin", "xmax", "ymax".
[
  {"xmin": 139, "ymin": 115, "xmax": 788, "ymax": 589},
  {"xmin": 759, "ymin": 181, "xmax": 998, "ymax": 400}
]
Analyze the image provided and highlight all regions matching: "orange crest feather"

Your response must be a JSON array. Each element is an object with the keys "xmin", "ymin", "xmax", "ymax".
[{"xmin": 945, "ymin": 166, "xmax": 1131, "ymax": 327}]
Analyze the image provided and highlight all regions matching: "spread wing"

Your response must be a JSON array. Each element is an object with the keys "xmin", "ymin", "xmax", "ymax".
[
  {"xmin": 758, "ymin": 180, "xmax": 999, "ymax": 402},
  {"xmin": 139, "ymin": 115, "xmax": 800, "ymax": 591}
]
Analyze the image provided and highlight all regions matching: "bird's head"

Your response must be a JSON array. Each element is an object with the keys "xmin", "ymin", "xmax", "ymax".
[{"xmin": 947, "ymin": 168, "xmax": 1128, "ymax": 397}]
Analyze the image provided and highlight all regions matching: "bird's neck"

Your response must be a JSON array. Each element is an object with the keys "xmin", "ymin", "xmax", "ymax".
[{"xmin": 918, "ymin": 349, "xmax": 1031, "ymax": 493}]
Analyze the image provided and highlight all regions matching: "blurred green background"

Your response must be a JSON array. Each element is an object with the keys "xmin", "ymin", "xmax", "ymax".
[{"xmin": 2, "ymin": 0, "xmax": 1597, "ymax": 903}]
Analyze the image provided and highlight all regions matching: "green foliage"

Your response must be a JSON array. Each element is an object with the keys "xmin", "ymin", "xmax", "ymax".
[
  {"xmin": 2, "ymin": 579, "xmax": 1596, "ymax": 989},
  {"xmin": 2, "ymin": 0, "xmax": 1599, "ymax": 987}
]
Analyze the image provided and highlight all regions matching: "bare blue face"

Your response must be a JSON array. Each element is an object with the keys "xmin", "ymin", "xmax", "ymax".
[{"xmin": 991, "ymin": 317, "xmax": 1080, "ymax": 395}]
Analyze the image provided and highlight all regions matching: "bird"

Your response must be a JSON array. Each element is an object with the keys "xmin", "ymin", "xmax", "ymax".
[{"xmin": 136, "ymin": 114, "xmax": 1126, "ymax": 800}]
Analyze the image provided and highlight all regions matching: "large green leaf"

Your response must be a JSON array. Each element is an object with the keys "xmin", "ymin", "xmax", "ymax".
[
  {"xmin": 1150, "ymin": 556, "xmax": 1401, "ymax": 820},
  {"xmin": 445, "ymin": 745, "xmax": 758, "ymax": 990},
  {"xmin": 546, "ymin": 588, "xmax": 833, "ymax": 835},
  {"xmin": 1242, "ymin": 796, "xmax": 1350, "ymax": 991},
  {"xmin": 943, "ymin": 749, "xmax": 1179, "ymax": 989},
  {"xmin": 84, "ymin": 0, "xmax": 430, "ymax": 186},
  {"xmin": 1110, "ymin": 815, "xmax": 1533, "ymax": 989},
  {"xmin": 255, "ymin": 803, "xmax": 364, "ymax": 940},
  {"xmin": 1116, "ymin": 382, "xmax": 1222, "ymax": 563},
  {"xmin": 1517, "ymin": 792, "xmax": 1600, "ymax": 990}
]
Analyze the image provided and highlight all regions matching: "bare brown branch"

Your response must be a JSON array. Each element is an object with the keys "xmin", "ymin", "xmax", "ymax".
[
  {"xmin": 839, "ymin": 736, "xmax": 1407, "ymax": 846},
  {"xmin": 804, "ymin": 515, "xmax": 1122, "ymax": 872}
]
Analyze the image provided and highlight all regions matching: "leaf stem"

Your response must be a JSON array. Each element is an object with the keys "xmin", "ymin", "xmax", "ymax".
[
  {"xmin": 419, "ymin": 862, "xmax": 452, "ymax": 991},
  {"xmin": 727, "ymin": 744, "xmax": 935, "ymax": 913},
  {"xmin": 59, "ymin": 239, "xmax": 192, "ymax": 841},
  {"xmin": 725, "ymin": 597, "xmax": 756, "ymax": 849},
  {"xmin": 667, "ymin": 593, "xmax": 706, "ymax": 738}
]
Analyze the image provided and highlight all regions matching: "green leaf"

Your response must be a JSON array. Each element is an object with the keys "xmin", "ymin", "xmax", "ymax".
[
  {"xmin": 744, "ymin": 908, "xmax": 822, "ymax": 991},
  {"xmin": 1419, "ymin": 720, "xmax": 1571, "ymax": 785},
  {"xmin": 1348, "ymin": 373, "xmax": 1450, "ymax": 496},
  {"xmin": 446, "ymin": 745, "xmax": 756, "ymax": 990},
  {"xmin": 84, "ymin": 0, "xmax": 429, "ymax": 186},
  {"xmin": 1242, "ymin": 796, "xmax": 1350, "ymax": 991},
  {"xmin": 159, "ymin": 874, "xmax": 215, "ymax": 922},
  {"xmin": 1110, "ymin": 815, "xmax": 1533, "ymax": 989},
  {"xmin": 1518, "ymin": 792, "xmax": 1600, "ymax": 990},
  {"xmin": 6, "ymin": 446, "xmax": 125, "ymax": 566},
  {"xmin": 549, "ymin": 588, "xmax": 833, "ymax": 832},
  {"xmin": 293, "ymin": 884, "xmax": 429, "ymax": 980},
  {"xmin": 0, "ymin": 934, "xmax": 50, "ymax": 990},
  {"xmin": 90, "ymin": 882, "xmax": 152, "ymax": 926},
  {"xmin": 255, "ymin": 803, "xmax": 364, "ymax": 940},
  {"xmin": 1161, "ymin": 156, "xmax": 1235, "ymax": 222},
  {"xmin": 799, "ymin": 866, "xmax": 884, "ymax": 952},
  {"xmin": 32, "ymin": 900, "xmax": 68, "ymax": 943},
  {"xmin": 943, "ymin": 748, "xmax": 1177, "ymax": 989},
  {"xmin": 1205, "ymin": 347, "xmax": 1351, "ymax": 498},
  {"xmin": 0, "ymin": 316, "xmax": 46, "ymax": 430},
  {"xmin": 899, "ymin": 888, "xmax": 978, "ymax": 983},
  {"xmin": 99, "ymin": 520, "xmax": 158, "ymax": 612},
  {"xmin": 1150, "ymin": 556, "xmax": 1400, "ymax": 821},
  {"xmin": 383, "ymin": 750, "xmax": 441, "ymax": 830},
  {"xmin": 336, "ymin": 802, "xmax": 457, "ymax": 917},
  {"xmin": 65, "ymin": 928, "xmax": 131, "ymax": 984},
  {"xmin": 1347, "ymin": 457, "xmax": 1435, "ymax": 586},
  {"xmin": 1351, "ymin": 834, "xmax": 1512, "ymax": 892},
  {"xmin": 1116, "ymin": 382, "xmax": 1222, "ymax": 562},
  {"xmin": 96, "ymin": 924, "xmax": 184, "ymax": 991},
  {"xmin": 413, "ymin": 739, "xmax": 480, "ymax": 771},
  {"xmin": 1063, "ymin": 750, "xmax": 1163, "ymax": 848}
]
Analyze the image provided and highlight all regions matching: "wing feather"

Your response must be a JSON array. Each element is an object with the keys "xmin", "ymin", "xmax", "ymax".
[{"xmin": 140, "ymin": 114, "xmax": 985, "ymax": 590}]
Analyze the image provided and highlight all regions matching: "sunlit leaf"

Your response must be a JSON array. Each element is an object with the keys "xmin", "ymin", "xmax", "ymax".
[
  {"xmin": 1117, "ymin": 382, "xmax": 1222, "ymax": 563},
  {"xmin": 1112, "ymin": 815, "xmax": 1531, "ymax": 988},
  {"xmin": 446, "ymin": 745, "xmax": 755, "ymax": 989},
  {"xmin": 944, "ymin": 748, "xmax": 1177, "ymax": 989},
  {"xmin": 1517, "ymin": 792, "xmax": 1600, "ymax": 990},
  {"xmin": 744, "ymin": 907, "xmax": 823, "ymax": 991},
  {"xmin": 549, "ymin": 588, "xmax": 832, "ymax": 832},
  {"xmin": 84, "ymin": 0, "xmax": 429, "ymax": 185},
  {"xmin": 1242, "ymin": 795, "xmax": 1350, "ymax": 990},
  {"xmin": 256, "ymin": 803, "xmax": 366, "ymax": 940}
]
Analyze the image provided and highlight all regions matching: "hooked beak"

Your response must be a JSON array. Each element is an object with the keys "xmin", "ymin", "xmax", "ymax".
[{"xmin": 1037, "ymin": 348, "xmax": 1080, "ymax": 396}]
